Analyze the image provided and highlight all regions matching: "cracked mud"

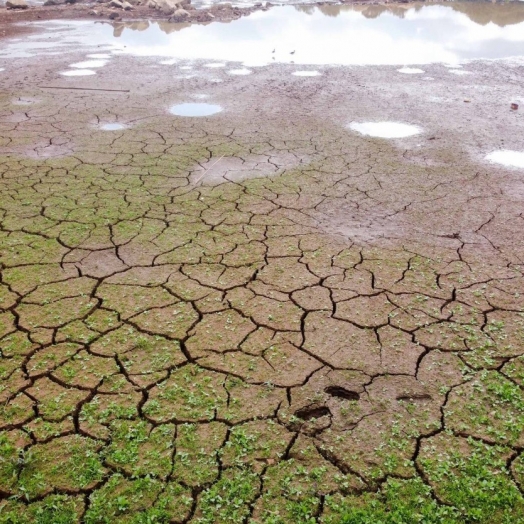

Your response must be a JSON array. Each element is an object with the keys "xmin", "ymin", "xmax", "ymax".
[{"xmin": 1, "ymin": 9, "xmax": 524, "ymax": 522}]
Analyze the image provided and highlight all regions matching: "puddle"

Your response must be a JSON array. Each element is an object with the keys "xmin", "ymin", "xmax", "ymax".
[
  {"xmin": 398, "ymin": 67, "xmax": 424, "ymax": 74},
  {"xmin": 61, "ymin": 69, "xmax": 96, "ymax": 76},
  {"xmin": 169, "ymin": 103, "xmax": 223, "ymax": 117},
  {"xmin": 87, "ymin": 53, "xmax": 112, "ymax": 59},
  {"xmin": 228, "ymin": 68, "xmax": 252, "ymax": 75},
  {"xmin": 204, "ymin": 63, "xmax": 226, "ymax": 68},
  {"xmin": 293, "ymin": 70, "xmax": 321, "ymax": 76},
  {"xmin": 5, "ymin": 3, "xmax": 524, "ymax": 66},
  {"xmin": 11, "ymin": 97, "xmax": 39, "ymax": 106},
  {"xmin": 100, "ymin": 123, "xmax": 127, "ymax": 131},
  {"xmin": 70, "ymin": 60, "xmax": 107, "ymax": 69},
  {"xmin": 486, "ymin": 150, "xmax": 524, "ymax": 168},
  {"xmin": 349, "ymin": 122, "xmax": 422, "ymax": 138},
  {"xmin": 160, "ymin": 58, "xmax": 177, "ymax": 65},
  {"xmin": 449, "ymin": 69, "xmax": 472, "ymax": 75}
]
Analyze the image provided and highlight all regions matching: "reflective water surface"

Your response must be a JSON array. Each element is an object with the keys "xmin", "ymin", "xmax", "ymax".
[
  {"xmin": 3, "ymin": 3, "xmax": 524, "ymax": 66},
  {"xmin": 486, "ymin": 150, "xmax": 524, "ymax": 168},
  {"xmin": 349, "ymin": 122, "xmax": 422, "ymax": 138},
  {"xmin": 169, "ymin": 103, "xmax": 223, "ymax": 116},
  {"xmin": 100, "ymin": 123, "xmax": 127, "ymax": 131}
]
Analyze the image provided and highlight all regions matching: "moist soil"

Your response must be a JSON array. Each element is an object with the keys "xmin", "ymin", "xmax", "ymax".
[{"xmin": 1, "ymin": 3, "xmax": 524, "ymax": 522}]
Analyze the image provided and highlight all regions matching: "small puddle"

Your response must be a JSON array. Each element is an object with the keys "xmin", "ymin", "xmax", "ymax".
[
  {"xmin": 61, "ymin": 69, "xmax": 96, "ymax": 76},
  {"xmin": 204, "ymin": 63, "xmax": 226, "ymax": 68},
  {"xmin": 486, "ymin": 150, "xmax": 524, "ymax": 168},
  {"xmin": 228, "ymin": 68, "xmax": 252, "ymax": 75},
  {"xmin": 448, "ymin": 69, "xmax": 472, "ymax": 76},
  {"xmin": 169, "ymin": 103, "xmax": 223, "ymax": 117},
  {"xmin": 100, "ymin": 123, "xmax": 127, "ymax": 131},
  {"xmin": 293, "ymin": 70, "xmax": 321, "ymax": 76},
  {"xmin": 349, "ymin": 122, "xmax": 422, "ymax": 138},
  {"xmin": 87, "ymin": 53, "xmax": 111, "ymax": 59},
  {"xmin": 70, "ymin": 60, "xmax": 107, "ymax": 69},
  {"xmin": 398, "ymin": 67, "xmax": 424, "ymax": 74},
  {"xmin": 12, "ymin": 97, "xmax": 39, "ymax": 106}
]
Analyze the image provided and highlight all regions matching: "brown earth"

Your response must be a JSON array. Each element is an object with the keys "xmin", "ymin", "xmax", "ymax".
[{"xmin": 0, "ymin": 5, "xmax": 524, "ymax": 522}]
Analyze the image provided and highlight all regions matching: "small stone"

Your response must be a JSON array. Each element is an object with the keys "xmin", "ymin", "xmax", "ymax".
[
  {"xmin": 122, "ymin": 1, "xmax": 133, "ymax": 8},
  {"xmin": 109, "ymin": 0, "xmax": 123, "ymax": 7},
  {"xmin": 88, "ymin": 8, "xmax": 98, "ymax": 14},
  {"xmin": 43, "ymin": 0, "xmax": 65, "ymax": 5},
  {"xmin": 109, "ymin": 11, "xmax": 120, "ymax": 18},
  {"xmin": 6, "ymin": 0, "xmax": 28, "ymax": 9},
  {"xmin": 511, "ymin": 103, "xmax": 519, "ymax": 111}
]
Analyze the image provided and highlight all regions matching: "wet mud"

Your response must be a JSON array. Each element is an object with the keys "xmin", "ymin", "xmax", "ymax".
[{"xmin": 1, "ymin": 2, "xmax": 524, "ymax": 522}]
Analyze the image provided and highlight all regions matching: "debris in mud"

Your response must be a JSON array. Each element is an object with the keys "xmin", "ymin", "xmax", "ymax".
[{"xmin": 511, "ymin": 103, "xmax": 519, "ymax": 110}]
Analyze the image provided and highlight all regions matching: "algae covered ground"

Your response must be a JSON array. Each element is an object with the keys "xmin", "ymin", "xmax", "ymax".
[{"xmin": 0, "ymin": 25, "xmax": 524, "ymax": 523}]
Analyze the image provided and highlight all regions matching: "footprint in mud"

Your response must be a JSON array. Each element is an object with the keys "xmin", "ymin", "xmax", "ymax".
[
  {"xmin": 325, "ymin": 386, "xmax": 360, "ymax": 401},
  {"xmin": 170, "ymin": 103, "xmax": 223, "ymax": 117},
  {"xmin": 396, "ymin": 393, "xmax": 432, "ymax": 402},
  {"xmin": 294, "ymin": 405, "xmax": 331, "ymax": 421}
]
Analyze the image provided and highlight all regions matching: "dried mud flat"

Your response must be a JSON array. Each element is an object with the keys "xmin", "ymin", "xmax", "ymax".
[{"xmin": 1, "ymin": 12, "xmax": 524, "ymax": 523}]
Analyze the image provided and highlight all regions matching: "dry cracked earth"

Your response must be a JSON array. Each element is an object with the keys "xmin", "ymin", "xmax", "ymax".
[{"xmin": 0, "ymin": 25, "xmax": 524, "ymax": 524}]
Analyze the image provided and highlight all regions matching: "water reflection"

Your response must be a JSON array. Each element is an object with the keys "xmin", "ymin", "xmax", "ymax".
[
  {"xmin": 106, "ymin": 3, "xmax": 524, "ymax": 66},
  {"xmin": 3, "ymin": 3, "xmax": 524, "ymax": 66}
]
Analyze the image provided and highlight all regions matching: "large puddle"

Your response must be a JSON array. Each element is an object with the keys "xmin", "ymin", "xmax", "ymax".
[{"xmin": 3, "ymin": 3, "xmax": 524, "ymax": 66}]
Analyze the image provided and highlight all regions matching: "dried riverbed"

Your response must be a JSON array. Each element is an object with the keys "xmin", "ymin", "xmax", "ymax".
[{"xmin": 1, "ymin": 2, "xmax": 524, "ymax": 522}]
